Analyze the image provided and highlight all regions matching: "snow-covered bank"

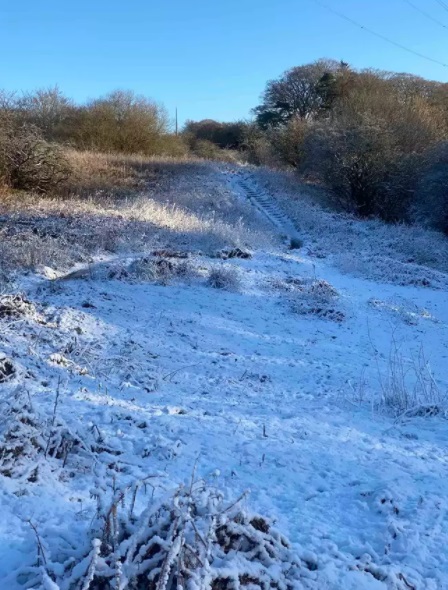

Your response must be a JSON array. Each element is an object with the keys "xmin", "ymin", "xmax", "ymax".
[{"xmin": 1, "ymin": 164, "xmax": 448, "ymax": 589}]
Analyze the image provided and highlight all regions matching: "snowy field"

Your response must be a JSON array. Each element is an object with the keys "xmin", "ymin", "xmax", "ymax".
[{"xmin": 1, "ymin": 162, "xmax": 448, "ymax": 589}]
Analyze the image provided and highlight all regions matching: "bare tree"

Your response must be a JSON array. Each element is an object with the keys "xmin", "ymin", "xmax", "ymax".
[
  {"xmin": 76, "ymin": 90, "xmax": 170, "ymax": 154},
  {"xmin": 16, "ymin": 86, "xmax": 74, "ymax": 140}
]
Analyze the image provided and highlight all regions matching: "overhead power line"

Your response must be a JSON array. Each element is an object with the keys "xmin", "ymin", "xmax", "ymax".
[
  {"xmin": 309, "ymin": 0, "xmax": 448, "ymax": 67},
  {"xmin": 435, "ymin": 0, "xmax": 448, "ymax": 13},
  {"xmin": 403, "ymin": 0, "xmax": 448, "ymax": 30}
]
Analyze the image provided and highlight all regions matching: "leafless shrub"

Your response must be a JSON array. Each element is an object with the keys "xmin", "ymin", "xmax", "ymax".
[
  {"xmin": 15, "ymin": 86, "xmax": 74, "ymax": 142},
  {"xmin": 413, "ymin": 141, "xmax": 448, "ymax": 234},
  {"xmin": 0, "ymin": 356, "xmax": 15, "ymax": 383},
  {"xmin": 0, "ymin": 390, "xmax": 43, "ymax": 481},
  {"xmin": 266, "ymin": 117, "xmax": 310, "ymax": 169},
  {"xmin": 305, "ymin": 120, "xmax": 421, "ymax": 222},
  {"xmin": 42, "ymin": 482, "xmax": 311, "ymax": 590},
  {"xmin": 190, "ymin": 139, "xmax": 238, "ymax": 162},
  {"xmin": 0, "ymin": 122, "xmax": 71, "ymax": 193},
  {"xmin": 71, "ymin": 90, "xmax": 168, "ymax": 153},
  {"xmin": 2, "ymin": 86, "xmax": 189, "ymax": 158},
  {"xmin": 208, "ymin": 265, "xmax": 241, "ymax": 290},
  {"xmin": 308, "ymin": 278, "xmax": 338, "ymax": 298},
  {"xmin": 217, "ymin": 247, "xmax": 252, "ymax": 260},
  {"xmin": 183, "ymin": 119, "xmax": 247, "ymax": 150},
  {"xmin": 241, "ymin": 124, "xmax": 281, "ymax": 167}
]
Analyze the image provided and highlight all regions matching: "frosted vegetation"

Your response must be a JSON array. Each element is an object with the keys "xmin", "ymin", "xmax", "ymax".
[
  {"xmin": 1, "ymin": 64, "xmax": 448, "ymax": 589},
  {"xmin": 1, "ymin": 156, "xmax": 448, "ymax": 589}
]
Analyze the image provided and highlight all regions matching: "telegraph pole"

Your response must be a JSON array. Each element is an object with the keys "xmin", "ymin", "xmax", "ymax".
[{"xmin": 175, "ymin": 107, "xmax": 178, "ymax": 136}]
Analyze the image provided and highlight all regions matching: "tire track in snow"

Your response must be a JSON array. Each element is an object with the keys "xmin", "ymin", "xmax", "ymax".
[{"xmin": 233, "ymin": 171, "xmax": 300, "ymax": 245}]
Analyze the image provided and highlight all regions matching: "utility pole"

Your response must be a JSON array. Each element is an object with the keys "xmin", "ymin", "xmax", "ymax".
[{"xmin": 175, "ymin": 107, "xmax": 178, "ymax": 136}]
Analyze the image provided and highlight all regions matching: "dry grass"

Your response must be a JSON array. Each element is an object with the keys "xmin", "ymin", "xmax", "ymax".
[
  {"xmin": 59, "ymin": 148, "xmax": 203, "ymax": 199},
  {"xmin": 365, "ymin": 338, "xmax": 448, "ymax": 418},
  {"xmin": 0, "ymin": 150, "xmax": 275, "ymax": 276},
  {"xmin": 208, "ymin": 264, "xmax": 241, "ymax": 290}
]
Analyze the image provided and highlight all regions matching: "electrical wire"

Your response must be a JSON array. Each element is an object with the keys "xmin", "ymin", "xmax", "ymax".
[
  {"xmin": 403, "ymin": 0, "xmax": 448, "ymax": 30},
  {"xmin": 309, "ymin": 0, "xmax": 448, "ymax": 67},
  {"xmin": 435, "ymin": 0, "xmax": 448, "ymax": 13}
]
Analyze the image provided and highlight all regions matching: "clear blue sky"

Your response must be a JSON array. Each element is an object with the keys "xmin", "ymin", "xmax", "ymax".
[{"xmin": 1, "ymin": 0, "xmax": 447, "ymax": 126}]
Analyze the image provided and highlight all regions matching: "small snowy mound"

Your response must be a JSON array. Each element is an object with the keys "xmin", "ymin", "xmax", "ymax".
[
  {"xmin": 289, "ymin": 279, "xmax": 345, "ymax": 322},
  {"xmin": 0, "ymin": 294, "xmax": 44, "ymax": 323}
]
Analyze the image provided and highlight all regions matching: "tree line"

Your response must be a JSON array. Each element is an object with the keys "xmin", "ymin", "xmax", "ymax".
[
  {"xmin": 185, "ymin": 59, "xmax": 448, "ymax": 232},
  {"xmin": 0, "ymin": 88, "xmax": 186, "ymax": 193},
  {"xmin": 0, "ymin": 87, "xmax": 187, "ymax": 154},
  {"xmin": 1, "ymin": 64, "xmax": 447, "ymax": 233}
]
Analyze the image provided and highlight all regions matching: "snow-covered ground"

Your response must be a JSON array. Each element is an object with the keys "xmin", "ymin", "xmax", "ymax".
[{"xmin": 1, "ymin": 164, "xmax": 448, "ymax": 589}]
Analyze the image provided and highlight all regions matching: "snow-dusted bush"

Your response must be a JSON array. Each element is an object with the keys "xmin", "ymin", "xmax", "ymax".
[
  {"xmin": 217, "ymin": 247, "xmax": 252, "ymax": 260},
  {"xmin": 207, "ymin": 265, "xmax": 241, "ymax": 291},
  {"xmin": 0, "ymin": 294, "xmax": 44, "ymax": 322},
  {"xmin": 0, "ymin": 121, "xmax": 71, "ymax": 193},
  {"xmin": 0, "ymin": 390, "xmax": 50, "ymax": 481},
  {"xmin": 130, "ymin": 256, "xmax": 196, "ymax": 285},
  {"xmin": 0, "ymin": 390, "xmax": 45, "ymax": 481},
  {"xmin": 40, "ymin": 482, "xmax": 313, "ymax": 590},
  {"xmin": 290, "ymin": 279, "xmax": 344, "ymax": 322}
]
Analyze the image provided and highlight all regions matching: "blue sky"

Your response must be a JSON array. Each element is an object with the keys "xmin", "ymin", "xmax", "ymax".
[{"xmin": 1, "ymin": 0, "xmax": 447, "ymax": 126}]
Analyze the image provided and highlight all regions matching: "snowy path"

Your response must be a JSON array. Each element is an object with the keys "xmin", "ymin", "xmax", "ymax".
[
  {"xmin": 226, "ymin": 168, "xmax": 299, "ymax": 241},
  {"xmin": 1, "ymin": 172, "xmax": 448, "ymax": 588}
]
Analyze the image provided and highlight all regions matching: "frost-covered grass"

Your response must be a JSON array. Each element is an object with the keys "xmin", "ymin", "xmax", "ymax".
[
  {"xmin": 248, "ymin": 166, "xmax": 448, "ymax": 287},
  {"xmin": 374, "ymin": 341, "xmax": 448, "ymax": 418},
  {"xmin": 0, "ymin": 157, "xmax": 275, "ymax": 276},
  {"xmin": 1, "ymin": 247, "xmax": 447, "ymax": 588},
  {"xmin": 207, "ymin": 264, "xmax": 241, "ymax": 290},
  {"xmin": 1, "ymin": 162, "xmax": 448, "ymax": 589},
  {"xmin": 289, "ymin": 278, "xmax": 345, "ymax": 322}
]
